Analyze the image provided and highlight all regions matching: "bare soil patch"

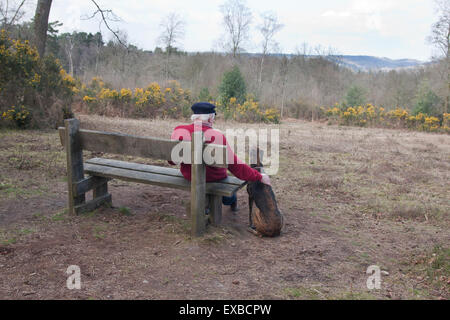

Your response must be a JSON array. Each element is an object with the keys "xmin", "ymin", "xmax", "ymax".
[{"xmin": 0, "ymin": 116, "xmax": 449, "ymax": 300}]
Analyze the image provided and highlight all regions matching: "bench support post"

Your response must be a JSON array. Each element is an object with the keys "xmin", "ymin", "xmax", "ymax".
[
  {"xmin": 93, "ymin": 181, "xmax": 112, "ymax": 207},
  {"xmin": 191, "ymin": 128, "xmax": 206, "ymax": 237},
  {"xmin": 65, "ymin": 119, "xmax": 112, "ymax": 215},
  {"xmin": 65, "ymin": 119, "xmax": 86, "ymax": 215},
  {"xmin": 208, "ymin": 195, "xmax": 222, "ymax": 226}
]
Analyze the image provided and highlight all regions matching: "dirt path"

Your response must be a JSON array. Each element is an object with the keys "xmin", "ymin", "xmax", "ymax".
[{"xmin": 0, "ymin": 116, "xmax": 448, "ymax": 300}]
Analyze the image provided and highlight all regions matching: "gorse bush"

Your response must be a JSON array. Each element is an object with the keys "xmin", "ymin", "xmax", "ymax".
[
  {"xmin": 79, "ymin": 78, "xmax": 192, "ymax": 119},
  {"xmin": 214, "ymin": 96, "xmax": 280, "ymax": 124},
  {"xmin": 1, "ymin": 105, "xmax": 31, "ymax": 128},
  {"xmin": 324, "ymin": 103, "xmax": 449, "ymax": 133},
  {"xmin": 0, "ymin": 29, "xmax": 75, "ymax": 128},
  {"xmin": 78, "ymin": 77, "xmax": 280, "ymax": 123}
]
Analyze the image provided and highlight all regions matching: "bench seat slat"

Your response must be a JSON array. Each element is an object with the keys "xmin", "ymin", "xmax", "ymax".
[
  {"xmin": 85, "ymin": 158, "xmax": 246, "ymax": 187},
  {"xmin": 84, "ymin": 163, "xmax": 241, "ymax": 197}
]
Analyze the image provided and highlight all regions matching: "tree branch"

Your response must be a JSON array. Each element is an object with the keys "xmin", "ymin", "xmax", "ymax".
[{"xmin": 82, "ymin": 0, "xmax": 127, "ymax": 48}]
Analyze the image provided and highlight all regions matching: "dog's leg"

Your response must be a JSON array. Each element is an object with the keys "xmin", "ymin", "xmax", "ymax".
[
  {"xmin": 248, "ymin": 195, "xmax": 254, "ymax": 228},
  {"xmin": 247, "ymin": 226, "xmax": 263, "ymax": 237},
  {"xmin": 247, "ymin": 195, "xmax": 262, "ymax": 237}
]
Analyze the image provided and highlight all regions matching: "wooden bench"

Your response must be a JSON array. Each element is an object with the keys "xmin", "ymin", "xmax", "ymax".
[{"xmin": 58, "ymin": 118, "xmax": 247, "ymax": 236}]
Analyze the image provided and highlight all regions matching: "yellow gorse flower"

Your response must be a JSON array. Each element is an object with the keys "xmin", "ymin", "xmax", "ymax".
[
  {"xmin": 120, "ymin": 88, "xmax": 132, "ymax": 101},
  {"xmin": 2, "ymin": 105, "xmax": 31, "ymax": 127},
  {"xmin": 324, "ymin": 103, "xmax": 447, "ymax": 132}
]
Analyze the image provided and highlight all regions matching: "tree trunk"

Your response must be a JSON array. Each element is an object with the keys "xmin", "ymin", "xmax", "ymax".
[
  {"xmin": 445, "ymin": 23, "xmax": 450, "ymax": 114},
  {"xmin": 33, "ymin": 0, "xmax": 52, "ymax": 58},
  {"xmin": 64, "ymin": 37, "xmax": 74, "ymax": 76},
  {"xmin": 258, "ymin": 55, "xmax": 265, "ymax": 86}
]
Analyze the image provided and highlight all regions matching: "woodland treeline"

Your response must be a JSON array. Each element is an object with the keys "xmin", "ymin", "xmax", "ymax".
[{"xmin": 0, "ymin": 0, "xmax": 449, "ymax": 128}]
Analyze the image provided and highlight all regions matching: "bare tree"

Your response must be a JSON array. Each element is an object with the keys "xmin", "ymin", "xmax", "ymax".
[
  {"xmin": 0, "ymin": 0, "xmax": 27, "ymax": 30},
  {"xmin": 279, "ymin": 56, "xmax": 290, "ymax": 118},
  {"xmin": 33, "ymin": 0, "xmax": 124, "ymax": 59},
  {"xmin": 257, "ymin": 11, "xmax": 283, "ymax": 86},
  {"xmin": 33, "ymin": 0, "xmax": 52, "ymax": 57},
  {"xmin": 61, "ymin": 33, "xmax": 75, "ymax": 75},
  {"xmin": 220, "ymin": 0, "xmax": 252, "ymax": 58},
  {"xmin": 82, "ymin": 0, "xmax": 126, "ymax": 47},
  {"xmin": 158, "ymin": 12, "xmax": 185, "ymax": 80},
  {"xmin": 428, "ymin": 0, "xmax": 450, "ymax": 113},
  {"xmin": 158, "ymin": 12, "xmax": 185, "ymax": 54},
  {"xmin": 429, "ymin": 0, "xmax": 450, "ymax": 57}
]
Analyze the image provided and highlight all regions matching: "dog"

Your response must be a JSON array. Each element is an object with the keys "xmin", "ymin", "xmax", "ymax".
[{"xmin": 247, "ymin": 149, "xmax": 284, "ymax": 237}]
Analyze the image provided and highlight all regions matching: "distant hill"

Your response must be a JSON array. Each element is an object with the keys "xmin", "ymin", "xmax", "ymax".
[
  {"xmin": 329, "ymin": 55, "xmax": 425, "ymax": 72},
  {"xmin": 241, "ymin": 53, "xmax": 426, "ymax": 72}
]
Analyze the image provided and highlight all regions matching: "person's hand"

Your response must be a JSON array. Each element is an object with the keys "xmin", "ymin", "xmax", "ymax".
[{"xmin": 260, "ymin": 174, "xmax": 272, "ymax": 186}]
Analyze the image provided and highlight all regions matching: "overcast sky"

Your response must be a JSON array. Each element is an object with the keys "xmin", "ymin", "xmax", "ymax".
[{"xmin": 21, "ymin": 0, "xmax": 439, "ymax": 61}]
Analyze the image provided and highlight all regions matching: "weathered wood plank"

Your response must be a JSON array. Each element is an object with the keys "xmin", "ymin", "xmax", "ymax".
[
  {"xmin": 85, "ymin": 158, "xmax": 245, "ymax": 187},
  {"xmin": 65, "ymin": 119, "xmax": 86, "ymax": 215},
  {"xmin": 190, "ymin": 130, "xmax": 206, "ymax": 237},
  {"xmin": 73, "ymin": 176, "xmax": 111, "ymax": 196},
  {"xmin": 208, "ymin": 195, "xmax": 223, "ymax": 226},
  {"xmin": 74, "ymin": 193, "xmax": 112, "ymax": 214},
  {"xmin": 58, "ymin": 128, "xmax": 228, "ymax": 167},
  {"xmin": 85, "ymin": 163, "xmax": 190, "ymax": 189},
  {"xmin": 92, "ymin": 178, "xmax": 109, "ymax": 202},
  {"xmin": 84, "ymin": 163, "xmax": 238, "ymax": 197}
]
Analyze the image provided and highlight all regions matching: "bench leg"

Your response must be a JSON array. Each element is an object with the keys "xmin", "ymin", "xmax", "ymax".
[
  {"xmin": 74, "ymin": 180, "xmax": 112, "ymax": 214},
  {"xmin": 65, "ymin": 119, "xmax": 86, "ymax": 215},
  {"xmin": 191, "ymin": 181, "xmax": 206, "ymax": 237},
  {"xmin": 191, "ymin": 130, "xmax": 206, "ymax": 237},
  {"xmin": 208, "ymin": 195, "xmax": 222, "ymax": 226},
  {"xmin": 93, "ymin": 182, "xmax": 112, "ymax": 205}
]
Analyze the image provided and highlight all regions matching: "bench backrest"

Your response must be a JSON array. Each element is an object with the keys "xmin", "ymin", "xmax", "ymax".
[
  {"xmin": 58, "ymin": 122, "xmax": 228, "ymax": 168},
  {"xmin": 59, "ymin": 118, "xmax": 231, "ymax": 237}
]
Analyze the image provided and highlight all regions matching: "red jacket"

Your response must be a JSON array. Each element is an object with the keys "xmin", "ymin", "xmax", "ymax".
[{"xmin": 170, "ymin": 123, "xmax": 262, "ymax": 183}]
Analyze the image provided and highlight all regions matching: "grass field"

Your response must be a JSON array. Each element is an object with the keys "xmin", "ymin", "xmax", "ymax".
[{"xmin": 0, "ymin": 114, "xmax": 449, "ymax": 300}]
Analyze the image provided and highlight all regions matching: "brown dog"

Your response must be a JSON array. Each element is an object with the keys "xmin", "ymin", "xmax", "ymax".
[{"xmin": 247, "ymin": 150, "xmax": 284, "ymax": 237}]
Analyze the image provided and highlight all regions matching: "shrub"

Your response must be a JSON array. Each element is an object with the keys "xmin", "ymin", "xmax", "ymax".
[
  {"xmin": 146, "ymin": 82, "xmax": 165, "ymax": 107},
  {"xmin": 413, "ymin": 82, "xmax": 442, "ymax": 117},
  {"xmin": 0, "ymin": 29, "xmax": 75, "ymax": 128},
  {"xmin": 263, "ymin": 108, "xmax": 281, "ymax": 124},
  {"xmin": 324, "ymin": 103, "xmax": 448, "ymax": 133},
  {"xmin": 120, "ymin": 88, "xmax": 132, "ymax": 102},
  {"xmin": 198, "ymin": 87, "xmax": 212, "ymax": 101},
  {"xmin": 1, "ymin": 105, "xmax": 31, "ymax": 128},
  {"xmin": 233, "ymin": 97, "xmax": 280, "ymax": 124},
  {"xmin": 287, "ymin": 99, "xmax": 316, "ymax": 119},
  {"xmin": 345, "ymin": 85, "xmax": 366, "ymax": 107},
  {"xmin": 78, "ymin": 79, "xmax": 194, "ymax": 119},
  {"xmin": 218, "ymin": 66, "xmax": 247, "ymax": 106},
  {"xmin": 235, "ymin": 97, "xmax": 263, "ymax": 122}
]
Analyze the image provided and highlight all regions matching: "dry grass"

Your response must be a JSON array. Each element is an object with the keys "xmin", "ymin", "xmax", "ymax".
[{"xmin": 0, "ymin": 115, "xmax": 449, "ymax": 300}]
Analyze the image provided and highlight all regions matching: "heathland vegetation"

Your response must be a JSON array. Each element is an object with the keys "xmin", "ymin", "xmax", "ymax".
[{"xmin": 0, "ymin": 0, "xmax": 449, "ymax": 132}]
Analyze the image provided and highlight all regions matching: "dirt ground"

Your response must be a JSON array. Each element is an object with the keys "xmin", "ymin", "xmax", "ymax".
[{"xmin": 0, "ymin": 115, "xmax": 449, "ymax": 300}]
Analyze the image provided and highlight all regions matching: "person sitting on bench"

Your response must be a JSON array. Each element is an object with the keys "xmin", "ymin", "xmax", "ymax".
[{"xmin": 170, "ymin": 102, "xmax": 271, "ymax": 212}]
